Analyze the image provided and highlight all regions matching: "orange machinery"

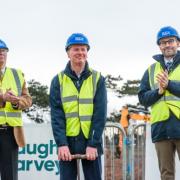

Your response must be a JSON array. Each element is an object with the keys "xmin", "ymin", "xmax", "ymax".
[
  {"xmin": 117, "ymin": 105, "xmax": 150, "ymax": 155},
  {"xmin": 120, "ymin": 105, "xmax": 150, "ymax": 131}
]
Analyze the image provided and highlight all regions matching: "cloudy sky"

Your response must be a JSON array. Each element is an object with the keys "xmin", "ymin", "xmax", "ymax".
[{"xmin": 1, "ymin": 0, "xmax": 180, "ymax": 87}]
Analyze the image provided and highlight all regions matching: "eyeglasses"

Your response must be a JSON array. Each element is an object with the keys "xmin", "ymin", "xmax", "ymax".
[{"xmin": 159, "ymin": 39, "xmax": 176, "ymax": 47}]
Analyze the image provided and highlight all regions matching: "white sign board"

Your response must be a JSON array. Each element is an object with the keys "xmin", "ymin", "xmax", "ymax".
[
  {"xmin": 18, "ymin": 124, "xmax": 104, "ymax": 180},
  {"xmin": 19, "ymin": 124, "xmax": 59, "ymax": 180}
]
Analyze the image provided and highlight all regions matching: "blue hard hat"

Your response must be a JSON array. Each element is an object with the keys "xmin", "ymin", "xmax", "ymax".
[
  {"xmin": 65, "ymin": 33, "xmax": 90, "ymax": 51},
  {"xmin": 0, "ymin": 39, "xmax": 8, "ymax": 51},
  {"xmin": 157, "ymin": 26, "xmax": 180, "ymax": 45}
]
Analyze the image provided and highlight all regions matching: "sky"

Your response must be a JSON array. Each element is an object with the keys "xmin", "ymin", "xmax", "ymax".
[{"xmin": 1, "ymin": 0, "xmax": 180, "ymax": 87}]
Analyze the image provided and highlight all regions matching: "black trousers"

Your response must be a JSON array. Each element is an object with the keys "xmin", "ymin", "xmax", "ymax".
[
  {"xmin": 59, "ymin": 156, "xmax": 102, "ymax": 180},
  {"xmin": 0, "ymin": 127, "xmax": 18, "ymax": 180}
]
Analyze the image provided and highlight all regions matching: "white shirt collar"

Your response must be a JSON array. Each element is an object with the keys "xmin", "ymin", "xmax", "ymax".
[
  {"xmin": 0, "ymin": 67, "xmax": 6, "ymax": 75},
  {"xmin": 164, "ymin": 58, "xmax": 173, "ymax": 65}
]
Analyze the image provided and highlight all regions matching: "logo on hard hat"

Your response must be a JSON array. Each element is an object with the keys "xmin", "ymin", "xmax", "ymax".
[
  {"xmin": 162, "ymin": 31, "xmax": 170, "ymax": 36},
  {"xmin": 75, "ymin": 37, "xmax": 84, "ymax": 41}
]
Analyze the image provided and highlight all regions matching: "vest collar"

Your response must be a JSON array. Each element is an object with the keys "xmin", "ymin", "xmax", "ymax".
[{"xmin": 64, "ymin": 61, "xmax": 91, "ymax": 80}]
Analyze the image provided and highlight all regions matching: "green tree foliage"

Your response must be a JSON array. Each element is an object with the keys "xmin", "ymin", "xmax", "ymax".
[
  {"xmin": 105, "ymin": 75, "xmax": 141, "ymax": 122},
  {"xmin": 105, "ymin": 74, "xmax": 123, "ymax": 97},
  {"xmin": 28, "ymin": 79, "xmax": 49, "ymax": 108},
  {"xmin": 105, "ymin": 74, "xmax": 123, "ymax": 89},
  {"xmin": 120, "ymin": 80, "xmax": 140, "ymax": 95},
  {"xmin": 105, "ymin": 74, "xmax": 140, "ymax": 97},
  {"xmin": 24, "ymin": 79, "xmax": 49, "ymax": 123}
]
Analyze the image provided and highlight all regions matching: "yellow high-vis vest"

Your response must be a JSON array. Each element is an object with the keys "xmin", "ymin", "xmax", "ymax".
[
  {"xmin": 0, "ymin": 68, "xmax": 24, "ymax": 126},
  {"xmin": 58, "ymin": 69, "xmax": 100, "ymax": 138},
  {"xmin": 148, "ymin": 62, "xmax": 180, "ymax": 124}
]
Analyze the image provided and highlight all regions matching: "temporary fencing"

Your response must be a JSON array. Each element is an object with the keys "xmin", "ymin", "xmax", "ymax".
[
  {"xmin": 127, "ymin": 122, "xmax": 146, "ymax": 180},
  {"xmin": 104, "ymin": 121, "xmax": 127, "ymax": 180},
  {"xmin": 104, "ymin": 121, "xmax": 146, "ymax": 180}
]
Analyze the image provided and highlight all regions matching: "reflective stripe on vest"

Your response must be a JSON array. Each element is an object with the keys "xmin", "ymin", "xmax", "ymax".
[
  {"xmin": 148, "ymin": 62, "xmax": 180, "ymax": 124},
  {"xmin": 11, "ymin": 68, "xmax": 22, "ymax": 96},
  {"xmin": 0, "ymin": 111, "xmax": 21, "ymax": 117},
  {"xmin": 58, "ymin": 69, "xmax": 100, "ymax": 138},
  {"xmin": 0, "ymin": 68, "xmax": 24, "ymax": 126}
]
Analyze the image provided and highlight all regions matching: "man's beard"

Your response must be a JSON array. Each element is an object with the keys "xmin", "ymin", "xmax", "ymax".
[{"xmin": 163, "ymin": 48, "xmax": 177, "ymax": 58}]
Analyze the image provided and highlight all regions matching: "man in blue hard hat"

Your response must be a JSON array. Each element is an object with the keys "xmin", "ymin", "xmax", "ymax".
[
  {"xmin": 0, "ymin": 39, "xmax": 32, "ymax": 180},
  {"xmin": 50, "ymin": 33, "xmax": 107, "ymax": 180},
  {"xmin": 138, "ymin": 26, "xmax": 180, "ymax": 180}
]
